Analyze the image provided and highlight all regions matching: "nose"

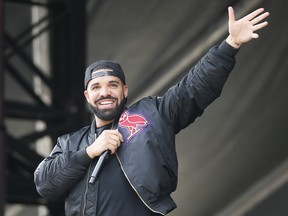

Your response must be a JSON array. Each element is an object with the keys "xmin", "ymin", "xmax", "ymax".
[{"xmin": 99, "ymin": 86, "xmax": 111, "ymax": 97}]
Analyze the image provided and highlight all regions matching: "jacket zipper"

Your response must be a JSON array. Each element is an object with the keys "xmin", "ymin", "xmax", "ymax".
[
  {"xmin": 82, "ymin": 133, "xmax": 97, "ymax": 216},
  {"xmin": 115, "ymin": 152, "xmax": 165, "ymax": 215},
  {"xmin": 82, "ymin": 162, "xmax": 93, "ymax": 216}
]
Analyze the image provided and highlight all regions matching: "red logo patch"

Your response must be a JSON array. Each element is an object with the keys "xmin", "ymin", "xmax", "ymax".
[{"xmin": 119, "ymin": 111, "xmax": 148, "ymax": 140}]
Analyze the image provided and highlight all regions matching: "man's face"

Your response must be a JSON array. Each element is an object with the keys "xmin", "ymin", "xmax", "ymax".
[{"xmin": 84, "ymin": 74, "xmax": 128, "ymax": 121}]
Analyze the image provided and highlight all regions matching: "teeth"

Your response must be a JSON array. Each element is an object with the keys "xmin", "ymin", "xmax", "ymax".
[{"xmin": 99, "ymin": 100, "xmax": 113, "ymax": 105}]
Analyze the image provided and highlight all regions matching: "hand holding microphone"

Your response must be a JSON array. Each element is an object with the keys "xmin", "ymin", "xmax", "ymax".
[{"xmin": 87, "ymin": 129, "xmax": 123, "ymax": 184}]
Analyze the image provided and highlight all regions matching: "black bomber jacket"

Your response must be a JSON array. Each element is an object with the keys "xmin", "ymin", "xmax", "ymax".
[{"xmin": 34, "ymin": 41, "xmax": 238, "ymax": 215}]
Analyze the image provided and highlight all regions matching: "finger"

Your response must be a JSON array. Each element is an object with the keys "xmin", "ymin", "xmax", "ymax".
[
  {"xmin": 114, "ymin": 129, "xmax": 124, "ymax": 142},
  {"xmin": 251, "ymin": 12, "xmax": 269, "ymax": 25},
  {"xmin": 252, "ymin": 33, "xmax": 259, "ymax": 39},
  {"xmin": 244, "ymin": 8, "xmax": 265, "ymax": 21},
  {"xmin": 104, "ymin": 130, "xmax": 122, "ymax": 141},
  {"xmin": 228, "ymin": 6, "xmax": 235, "ymax": 23},
  {"xmin": 110, "ymin": 131, "xmax": 123, "ymax": 141},
  {"xmin": 108, "ymin": 145, "xmax": 116, "ymax": 154},
  {"xmin": 109, "ymin": 142, "xmax": 119, "ymax": 154},
  {"xmin": 253, "ymin": 21, "xmax": 269, "ymax": 31},
  {"xmin": 108, "ymin": 134, "xmax": 121, "ymax": 145}
]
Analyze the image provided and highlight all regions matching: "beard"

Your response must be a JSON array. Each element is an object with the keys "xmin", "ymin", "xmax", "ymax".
[{"xmin": 89, "ymin": 96, "xmax": 127, "ymax": 121}]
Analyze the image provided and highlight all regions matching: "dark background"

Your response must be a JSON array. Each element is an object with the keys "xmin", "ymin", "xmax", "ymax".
[{"xmin": 1, "ymin": 0, "xmax": 288, "ymax": 215}]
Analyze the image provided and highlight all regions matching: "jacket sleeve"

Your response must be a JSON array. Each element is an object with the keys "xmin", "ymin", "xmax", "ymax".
[
  {"xmin": 158, "ymin": 40, "xmax": 238, "ymax": 133},
  {"xmin": 34, "ymin": 135, "xmax": 92, "ymax": 200}
]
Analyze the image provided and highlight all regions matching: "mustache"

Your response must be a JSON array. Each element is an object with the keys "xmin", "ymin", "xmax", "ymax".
[{"xmin": 96, "ymin": 95, "xmax": 117, "ymax": 103}]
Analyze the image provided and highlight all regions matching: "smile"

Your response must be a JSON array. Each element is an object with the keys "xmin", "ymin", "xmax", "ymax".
[
  {"xmin": 97, "ymin": 99, "xmax": 116, "ymax": 107},
  {"xmin": 99, "ymin": 100, "xmax": 114, "ymax": 105}
]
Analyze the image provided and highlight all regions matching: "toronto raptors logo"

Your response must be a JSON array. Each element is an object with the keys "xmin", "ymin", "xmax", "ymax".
[{"xmin": 119, "ymin": 111, "xmax": 148, "ymax": 140}]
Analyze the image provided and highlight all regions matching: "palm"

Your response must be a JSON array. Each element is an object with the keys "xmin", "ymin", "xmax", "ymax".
[{"xmin": 228, "ymin": 7, "xmax": 269, "ymax": 45}]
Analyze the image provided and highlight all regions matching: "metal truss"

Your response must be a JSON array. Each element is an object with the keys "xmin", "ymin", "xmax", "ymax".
[{"xmin": 2, "ymin": 0, "xmax": 87, "ymax": 214}]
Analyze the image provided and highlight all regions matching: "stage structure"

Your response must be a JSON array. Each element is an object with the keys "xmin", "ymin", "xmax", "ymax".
[{"xmin": 2, "ymin": 0, "xmax": 87, "ymax": 215}]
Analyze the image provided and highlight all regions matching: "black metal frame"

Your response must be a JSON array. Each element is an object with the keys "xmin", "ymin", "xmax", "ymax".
[{"xmin": 2, "ymin": 0, "xmax": 87, "ymax": 214}]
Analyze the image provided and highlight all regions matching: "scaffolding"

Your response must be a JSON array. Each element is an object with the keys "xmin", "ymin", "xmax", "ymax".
[{"xmin": 2, "ymin": 0, "xmax": 87, "ymax": 215}]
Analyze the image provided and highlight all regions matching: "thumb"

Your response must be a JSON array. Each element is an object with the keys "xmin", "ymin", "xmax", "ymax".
[{"xmin": 228, "ymin": 6, "xmax": 235, "ymax": 24}]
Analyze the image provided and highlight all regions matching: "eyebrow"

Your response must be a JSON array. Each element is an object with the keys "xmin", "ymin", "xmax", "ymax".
[
  {"xmin": 89, "ymin": 80, "xmax": 120, "ymax": 88},
  {"xmin": 109, "ymin": 80, "xmax": 120, "ymax": 84}
]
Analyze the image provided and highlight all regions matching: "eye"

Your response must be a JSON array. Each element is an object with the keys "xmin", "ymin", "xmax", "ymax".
[
  {"xmin": 111, "ymin": 83, "xmax": 118, "ymax": 88},
  {"xmin": 91, "ymin": 85, "xmax": 100, "ymax": 91}
]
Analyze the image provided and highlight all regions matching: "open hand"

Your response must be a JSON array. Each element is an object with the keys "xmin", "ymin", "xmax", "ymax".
[{"xmin": 226, "ymin": 6, "xmax": 269, "ymax": 48}]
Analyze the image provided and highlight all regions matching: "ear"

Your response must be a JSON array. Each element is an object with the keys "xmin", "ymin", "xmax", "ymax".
[
  {"xmin": 123, "ymin": 85, "xmax": 129, "ymax": 98},
  {"xmin": 84, "ymin": 90, "xmax": 90, "ymax": 103}
]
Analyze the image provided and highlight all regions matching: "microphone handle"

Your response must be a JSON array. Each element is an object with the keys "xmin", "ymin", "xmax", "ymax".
[{"xmin": 89, "ymin": 150, "xmax": 110, "ymax": 184}]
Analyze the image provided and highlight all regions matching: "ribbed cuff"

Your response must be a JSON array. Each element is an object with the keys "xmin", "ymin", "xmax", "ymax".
[
  {"xmin": 70, "ymin": 148, "xmax": 93, "ymax": 168},
  {"xmin": 218, "ymin": 40, "xmax": 239, "ymax": 57}
]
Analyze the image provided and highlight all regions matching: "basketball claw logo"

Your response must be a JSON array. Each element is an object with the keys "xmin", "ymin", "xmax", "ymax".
[{"xmin": 119, "ymin": 111, "xmax": 149, "ymax": 141}]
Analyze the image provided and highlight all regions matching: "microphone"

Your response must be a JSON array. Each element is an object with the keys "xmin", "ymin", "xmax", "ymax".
[{"xmin": 89, "ymin": 150, "xmax": 110, "ymax": 184}]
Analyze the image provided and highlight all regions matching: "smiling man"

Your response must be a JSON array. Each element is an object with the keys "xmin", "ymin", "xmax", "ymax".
[
  {"xmin": 84, "ymin": 62, "xmax": 127, "ymax": 157},
  {"xmin": 34, "ymin": 7, "xmax": 269, "ymax": 216},
  {"xmin": 84, "ymin": 65, "xmax": 128, "ymax": 125}
]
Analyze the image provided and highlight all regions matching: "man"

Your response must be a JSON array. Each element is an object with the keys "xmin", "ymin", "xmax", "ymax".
[{"xmin": 34, "ymin": 6, "xmax": 269, "ymax": 216}]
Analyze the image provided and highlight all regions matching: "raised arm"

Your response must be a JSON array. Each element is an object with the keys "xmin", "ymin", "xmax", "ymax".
[
  {"xmin": 226, "ymin": 6, "xmax": 269, "ymax": 49},
  {"xmin": 158, "ymin": 7, "xmax": 269, "ymax": 133}
]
